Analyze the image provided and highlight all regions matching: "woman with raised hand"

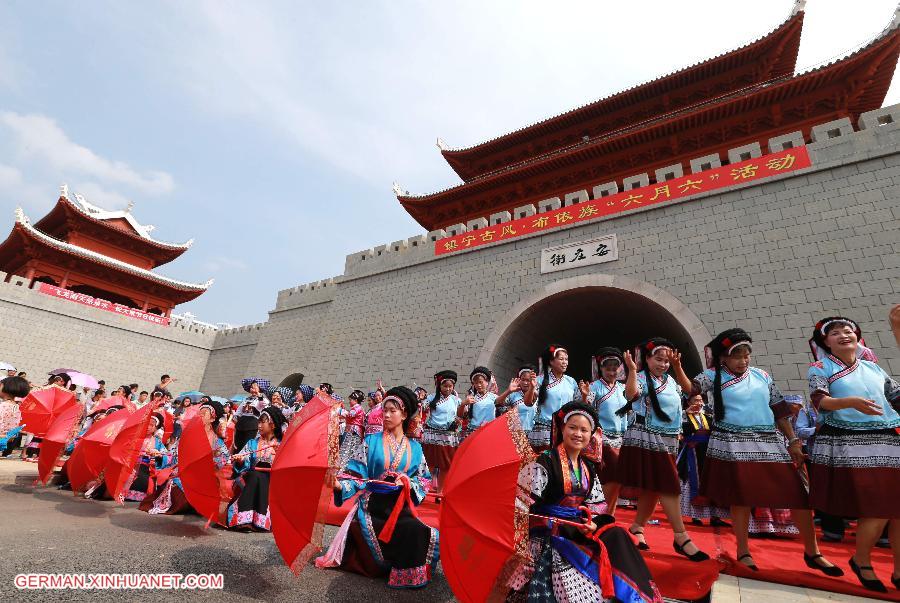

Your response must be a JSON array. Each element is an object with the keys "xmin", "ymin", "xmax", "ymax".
[
  {"xmin": 807, "ymin": 316, "xmax": 900, "ymax": 592},
  {"xmin": 586, "ymin": 347, "xmax": 632, "ymax": 515},
  {"xmin": 692, "ymin": 328, "xmax": 839, "ymax": 576},
  {"xmin": 458, "ymin": 366, "xmax": 498, "ymax": 440},
  {"xmin": 615, "ymin": 338, "xmax": 710, "ymax": 562},
  {"xmin": 530, "ymin": 345, "xmax": 581, "ymax": 451}
]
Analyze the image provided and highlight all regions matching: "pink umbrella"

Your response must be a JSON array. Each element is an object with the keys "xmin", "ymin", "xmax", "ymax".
[{"xmin": 49, "ymin": 369, "xmax": 100, "ymax": 389}]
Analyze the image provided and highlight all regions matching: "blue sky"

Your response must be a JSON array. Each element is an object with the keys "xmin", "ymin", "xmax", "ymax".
[{"xmin": 1, "ymin": 0, "xmax": 898, "ymax": 325}]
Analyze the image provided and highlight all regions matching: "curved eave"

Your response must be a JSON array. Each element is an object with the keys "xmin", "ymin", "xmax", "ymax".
[
  {"xmin": 400, "ymin": 25, "xmax": 900, "ymax": 229},
  {"xmin": 10, "ymin": 209, "xmax": 212, "ymax": 294},
  {"xmin": 440, "ymin": 10, "xmax": 804, "ymax": 169},
  {"xmin": 49, "ymin": 195, "xmax": 194, "ymax": 251}
]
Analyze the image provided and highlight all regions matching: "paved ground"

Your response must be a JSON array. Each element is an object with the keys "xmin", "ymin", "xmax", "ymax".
[{"xmin": 0, "ymin": 459, "xmax": 456, "ymax": 602}]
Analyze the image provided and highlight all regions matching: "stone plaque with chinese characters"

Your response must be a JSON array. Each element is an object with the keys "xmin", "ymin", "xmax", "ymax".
[{"xmin": 540, "ymin": 234, "xmax": 618, "ymax": 274}]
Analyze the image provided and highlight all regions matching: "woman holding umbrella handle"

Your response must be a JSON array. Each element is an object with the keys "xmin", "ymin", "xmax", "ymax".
[
  {"xmin": 317, "ymin": 386, "xmax": 439, "ymax": 589},
  {"xmin": 506, "ymin": 401, "xmax": 659, "ymax": 602}
]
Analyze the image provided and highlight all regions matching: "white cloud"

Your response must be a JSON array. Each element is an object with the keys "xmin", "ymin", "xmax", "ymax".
[{"xmin": 0, "ymin": 112, "xmax": 174, "ymax": 196}]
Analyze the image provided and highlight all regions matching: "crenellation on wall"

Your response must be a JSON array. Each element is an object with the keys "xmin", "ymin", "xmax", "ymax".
[
  {"xmin": 334, "ymin": 103, "xmax": 900, "ymax": 282},
  {"xmin": 274, "ymin": 277, "xmax": 338, "ymax": 311},
  {"xmin": 211, "ymin": 106, "xmax": 900, "ymax": 399}
]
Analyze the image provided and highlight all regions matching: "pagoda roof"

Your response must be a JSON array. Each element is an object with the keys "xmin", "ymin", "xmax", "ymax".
[
  {"xmin": 2, "ymin": 208, "xmax": 212, "ymax": 295},
  {"xmin": 399, "ymin": 12, "xmax": 900, "ymax": 230},
  {"xmin": 439, "ymin": 8, "xmax": 805, "ymax": 181},
  {"xmin": 35, "ymin": 190, "xmax": 193, "ymax": 255}
]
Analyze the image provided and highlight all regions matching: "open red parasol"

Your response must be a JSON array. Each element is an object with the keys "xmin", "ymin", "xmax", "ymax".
[
  {"xmin": 92, "ymin": 395, "xmax": 136, "ymax": 414},
  {"xmin": 270, "ymin": 395, "xmax": 340, "ymax": 574},
  {"xmin": 67, "ymin": 409, "xmax": 132, "ymax": 493},
  {"xmin": 178, "ymin": 414, "xmax": 232, "ymax": 525},
  {"xmin": 19, "ymin": 387, "xmax": 78, "ymax": 437},
  {"xmin": 104, "ymin": 402, "xmax": 162, "ymax": 503},
  {"xmin": 37, "ymin": 403, "xmax": 84, "ymax": 484},
  {"xmin": 283, "ymin": 393, "xmax": 334, "ymax": 441},
  {"xmin": 439, "ymin": 411, "xmax": 535, "ymax": 603}
]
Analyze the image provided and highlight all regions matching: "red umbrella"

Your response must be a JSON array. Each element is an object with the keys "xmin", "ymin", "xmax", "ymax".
[
  {"xmin": 67, "ymin": 410, "xmax": 132, "ymax": 493},
  {"xmin": 161, "ymin": 410, "xmax": 175, "ymax": 443},
  {"xmin": 92, "ymin": 395, "xmax": 136, "ymax": 414},
  {"xmin": 271, "ymin": 395, "xmax": 339, "ymax": 574},
  {"xmin": 284, "ymin": 393, "xmax": 334, "ymax": 441},
  {"xmin": 178, "ymin": 414, "xmax": 232, "ymax": 525},
  {"xmin": 105, "ymin": 402, "xmax": 162, "ymax": 503},
  {"xmin": 19, "ymin": 387, "xmax": 78, "ymax": 437},
  {"xmin": 37, "ymin": 403, "xmax": 84, "ymax": 484},
  {"xmin": 439, "ymin": 411, "xmax": 535, "ymax": 603}
]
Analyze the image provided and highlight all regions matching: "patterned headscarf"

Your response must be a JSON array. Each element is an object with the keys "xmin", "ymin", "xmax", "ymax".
[{"xmin": 297, "ymin": 384, "xmax": 315, "ymax": 403}]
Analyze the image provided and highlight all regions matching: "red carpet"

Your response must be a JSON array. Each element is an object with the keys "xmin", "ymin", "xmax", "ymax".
[{"xmin": 325, "ymin": 496, "xmax": 900, "ymax": 601}]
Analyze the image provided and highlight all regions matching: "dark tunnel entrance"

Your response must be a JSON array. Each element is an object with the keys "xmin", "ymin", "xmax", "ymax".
[{"xmin": 481, "ymin": 283, "xmax": 708, "ymax": 384}]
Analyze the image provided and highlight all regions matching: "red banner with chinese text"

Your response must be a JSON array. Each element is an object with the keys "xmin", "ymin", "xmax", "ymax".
[
  {"xmin": 38, "ymin": 283, "xmax": 170, "ymax": 326},
  {"xmin": 434, "ymin": 146, "xmax": 811, "ymax": 256}
]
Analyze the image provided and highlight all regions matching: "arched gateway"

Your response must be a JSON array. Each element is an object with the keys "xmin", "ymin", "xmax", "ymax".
[{"xmin": 477, "ymin": 275, "xmax": 712, "ymax": 383}]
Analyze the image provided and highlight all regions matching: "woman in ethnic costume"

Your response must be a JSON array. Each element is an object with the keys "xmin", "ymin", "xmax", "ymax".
[
  {"xmin": 338, "ymin": 390, "xmax": 367, "ymax": 467},
  {"xmin": 365, "ymin": 389, "xmax": 385, "ymax": 436},
  {"xmin": 458, "ymin": 366, "xmax": 499, "ymax": 441},
  {"xmin": 586, "ymin": 348, "xmax": 632, "ymax": 514},
  {"xmin": 615, "ymin": 338, "xmax": 710, "ymax": 561},
  {"xmin": 120, "ymin": 412, "xmax": 169, "ymax": 502},
  {"xmin": 691, "ymin": 328, "xmax": 841, "ymax": 574},
  {"xmin": 409, "ymin": 387, "xmax": 429, "ymax": 442},
  {"xmin": 807, "ymin": 316, "xmax": 900, "ymax": 592},
  {"xmin": 142, "ymin": 399, "xmax": 229, "ymax": 515},
  {"xmin": 497, "ymin": 365, "xmax": 538, "ymax": 433},
  {"xmin": 530, "ymin": 345, "xmax": 581, "ymax": 451},
  {"xmin": 227, "ymin": 405, "xmax": 284, "ymax": 531},
  {"xmin": 507, "ymin": 401, "xmax": 661, "ymax": 602},
  {"xmin": 318, "ymin": 386, "xmax": 438, "ymax": 589},
  {"xmin": 676, "ymin": 409, "xmax": 730, "ymax": 527},
  {"xmin": 421, "ymin": 370, "xmax": 461, "ymax": 493}
]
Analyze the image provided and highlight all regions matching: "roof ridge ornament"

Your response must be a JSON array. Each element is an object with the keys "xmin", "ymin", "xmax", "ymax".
[
  {"xmin": 14, "ymin": 207, "xmax": 28, "ymax": 225},
  {"xmin": 436, "ymin": 137, "xmax": 448, "ymax": 151},
  {"xmin": 791, "ymin": 0, "xmax": 806, "ymax": 16},
  {"xmin": 60, "ymin": 184, "xmax": 69, "ymax": 200},
  {"xmin": 392, "ymin": 182, "xmax": 409, "ymax": 196},
  {"xmin": 126, "ymin": 201, "xmax": 135, "ymax": 213},
  {"xmin": 892, "ymin": 2, "xmax": 900, "ymax": 30}
]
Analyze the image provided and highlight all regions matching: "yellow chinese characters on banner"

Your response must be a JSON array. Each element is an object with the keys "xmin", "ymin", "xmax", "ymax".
[{"xmin": 435, "ymin": 146, "xmax": 811, "ymax": 256}]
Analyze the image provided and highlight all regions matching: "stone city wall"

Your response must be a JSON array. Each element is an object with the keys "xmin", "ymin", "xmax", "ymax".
[
  {"xmin": 197, "ymin": 106, "xmax": 900, "ymax": 397},
  {"xmin": 0, "ymin": 273, "xmax": 216, "ymax": 392}
]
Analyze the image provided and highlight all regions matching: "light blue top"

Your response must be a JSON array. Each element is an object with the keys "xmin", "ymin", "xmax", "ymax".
[
  {"xmin": 694, "ymin": 367, "xmax": 783, "ymax": 432},
  {"xmin": 535, "ymin": 373, "xmax": 580, "ymax": 424},
  {"xmin": 588, "ymin": 379, "xmax": 629, "ymax": 435},
  {"xmin": 468, "ymin": 392, "xmax": 498, "ymax": 428},
  {"xmin": 425, "ymin": 393, "xmax": 461, "ymax": 429},
  {"xmin": 808, "ymin": 355, "xmax": 900, "ymax": 430},
  {"xmin": 337, "ymin": 433, "xmax": 431, "ymax": 505},
  {"xmin": 635, "ymin": 372, "xmax": 684, "ymax": 435},
  {"xmin": 508, "ymin": 391, "xmax": 536, "ymax": 431}
]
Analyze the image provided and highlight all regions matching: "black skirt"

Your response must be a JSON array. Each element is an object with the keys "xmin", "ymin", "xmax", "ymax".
[{"xmin": 227, "ymin": 462, "xmax": 271, "ymax": 530}]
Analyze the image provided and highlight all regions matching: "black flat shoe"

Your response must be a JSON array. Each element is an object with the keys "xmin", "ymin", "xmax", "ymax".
[
  {"xmin": 737, "ymin": 553, "xmax": 758, "ymax": 571},
  {"xmin": 710, "ymin": 517, "xmax": 731, "ymax": 528},
  {"xmin": 803, "ymin": 553, "xmax": 843, "ymax": 577},
  {"xmin": 673, "ymin": 538, "xmax": 710, "ymax": 562},
  {"xmin": 629, "ymin": 527, "xmax": 649, "ymax": 550},
  {"xmin": 690, "ymin": 518, "xmax": 703, "ymax": 526},
  {"xmin": 849, "ymin": 557, "xmax": 886, "ymax": 593}
]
